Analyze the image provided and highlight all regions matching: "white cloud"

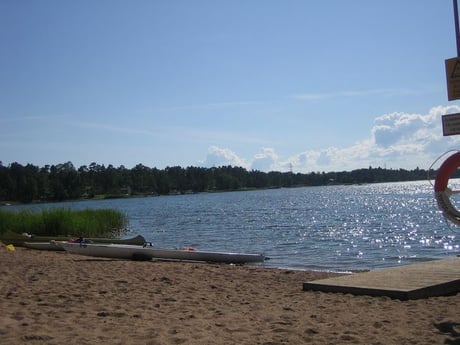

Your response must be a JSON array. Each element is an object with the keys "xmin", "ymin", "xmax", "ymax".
[
  {"xmin": 371, "ymin": 110, "xmax": 439, "ymax": 148},
  {"xmin": 201, "ymin": 146, "xmax": 249, "ymax": 169},
  {"xmin": 251, "ymin": 148, "xmax": 279, "ymax": 171}
]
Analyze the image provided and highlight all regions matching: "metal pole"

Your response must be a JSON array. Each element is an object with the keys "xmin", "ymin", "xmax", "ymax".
[{"xmin": 454, "ymin": 0, "xmax": 460, "ymax": 56}]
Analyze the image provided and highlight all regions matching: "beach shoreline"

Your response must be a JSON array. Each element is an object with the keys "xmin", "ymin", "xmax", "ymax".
[{"xmin": 1, "ymin": 243, "xmax": 460, "ymax": 344}]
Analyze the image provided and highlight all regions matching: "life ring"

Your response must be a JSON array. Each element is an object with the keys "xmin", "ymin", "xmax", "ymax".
[{"xmin": 434, "ymin": 151, "xmax": 460, "ymax": 225}]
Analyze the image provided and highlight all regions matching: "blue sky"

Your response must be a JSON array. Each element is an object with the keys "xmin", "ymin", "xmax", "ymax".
[{"xmin": 1, "ymin": 0, "xmax": 460, "ymax": 173}]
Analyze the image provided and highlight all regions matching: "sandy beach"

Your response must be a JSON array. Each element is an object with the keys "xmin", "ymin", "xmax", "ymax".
[{"xmin": 1, "ymin": 243, "xmax": 460, "ymax": 344}]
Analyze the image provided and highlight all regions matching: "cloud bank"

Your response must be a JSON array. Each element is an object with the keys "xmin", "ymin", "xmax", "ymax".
[{"xmin": 201, "ymin": 105, "xmax": 460, "ymax": 173}]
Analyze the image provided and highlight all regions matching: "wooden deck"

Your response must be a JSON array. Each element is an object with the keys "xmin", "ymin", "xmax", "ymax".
[{"xmin": 303, "ymin": 257, "xmax": 460, "ymax": 300}]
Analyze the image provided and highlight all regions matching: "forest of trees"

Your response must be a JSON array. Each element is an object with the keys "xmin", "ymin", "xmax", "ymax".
[{"xmin": 0, "ymin": 161, "xmax": 441, "ymax": 204}]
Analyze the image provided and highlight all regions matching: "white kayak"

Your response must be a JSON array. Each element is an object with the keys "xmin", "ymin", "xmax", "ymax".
[
  {"xmin": 61, "ymin": 242, "xmax": 265, "ymax": 264},
  {"xmin": 60, "ymin": 243, "xmax": 154, "ymax": 260},
  {"xmin": 147, "ymin": 246, "xmax": 265, "ymax": 264},
  {"xmin": 24, "ymin": 241, "xmax": 66, "ymax": 251}
]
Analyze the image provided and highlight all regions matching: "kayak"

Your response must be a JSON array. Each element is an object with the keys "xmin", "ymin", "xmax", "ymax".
[
  {"xmin": 0, "ymin": 231, "xmax": 146, "ymax": 247},
  {"xmin": 61, "ymin": 242, "xmax": 154, "ymax": 260},
  {"xmin": 23, "ymin": 241, "xmax": 67, "ymax": 251},
  {"xmin": 61, "ymin": 242, "xmax": 265, "ymax": 264},
  {"xmin": 146, "ymin": 246, "xmax": 265, "ymax": 264}
]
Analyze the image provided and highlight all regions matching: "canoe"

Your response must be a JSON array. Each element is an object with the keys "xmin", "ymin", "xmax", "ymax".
[
  {"xmin": 61, "ymin": 243, "xmax": 265, "ymax": 264},
  {"xmin": 0, "ymin": 231, "xmax": 146, "ymax": 247},
  {"xmin": 23, "ymin": 241, "xmax": 66, "ymax": 251}
]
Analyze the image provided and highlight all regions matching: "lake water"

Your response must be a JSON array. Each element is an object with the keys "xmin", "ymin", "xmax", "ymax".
[{"xmin": 4, "ymin": 180, "xmax": 460, "ymax": 272}]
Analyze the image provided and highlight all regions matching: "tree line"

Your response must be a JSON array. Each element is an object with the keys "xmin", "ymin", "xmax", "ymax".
[{"xmin": 0, "ymin": 161, "xmax": 439, "ymax": 203}]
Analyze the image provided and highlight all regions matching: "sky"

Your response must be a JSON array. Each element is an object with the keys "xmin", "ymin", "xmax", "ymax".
[{"xmin": 2, "ymin": 0, "xmax": 460, "ymax": 173}]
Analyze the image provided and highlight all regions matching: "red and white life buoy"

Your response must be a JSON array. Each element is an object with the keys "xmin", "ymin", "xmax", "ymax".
[{"xmin": 434, "ymin": 151, "xmax": 460, "ymax": 225}]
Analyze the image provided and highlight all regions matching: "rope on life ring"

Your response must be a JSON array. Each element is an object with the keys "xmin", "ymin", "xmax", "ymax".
[{"xmin": 434, "ymin": 151, "xmax": 460, "ymax": 226}]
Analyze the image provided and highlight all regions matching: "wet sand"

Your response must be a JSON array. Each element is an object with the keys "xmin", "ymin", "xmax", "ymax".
[{"xmin": 1, "ymin": 243, "xmax": 460, "ymax": 344}]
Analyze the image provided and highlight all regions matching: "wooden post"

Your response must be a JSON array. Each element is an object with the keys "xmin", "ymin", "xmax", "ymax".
[{"xmin": 454, "ymin": 0, "xmax": 460, "ymax": 56}]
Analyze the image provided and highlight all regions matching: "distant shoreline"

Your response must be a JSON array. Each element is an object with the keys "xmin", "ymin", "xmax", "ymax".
[{"xmin": 1, "ymin": 162, "xmax": 436, "ymax": 204}]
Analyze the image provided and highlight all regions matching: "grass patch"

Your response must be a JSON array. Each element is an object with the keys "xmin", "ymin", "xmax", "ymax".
[{"xmin": 0, "ymin": 208, "xmax": 128, "ymax": 238}]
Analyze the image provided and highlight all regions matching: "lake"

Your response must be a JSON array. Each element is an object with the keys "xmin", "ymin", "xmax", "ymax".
[{"xmin": 4, "ymin": 180, "xmax": 460, "ymax": 272}]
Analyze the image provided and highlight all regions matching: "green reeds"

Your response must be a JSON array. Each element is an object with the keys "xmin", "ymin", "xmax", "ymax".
[{"xmin": 0, "ymin": 208, "xmax": 128, "ymax": 237}]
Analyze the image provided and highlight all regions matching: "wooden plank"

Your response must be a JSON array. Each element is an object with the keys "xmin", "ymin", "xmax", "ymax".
[{"xmin": 303, "ymin": 257, "xmax": 460, "ymax": 300}]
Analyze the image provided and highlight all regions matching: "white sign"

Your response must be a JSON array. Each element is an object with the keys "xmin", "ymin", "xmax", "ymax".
[{"xmin": 442, "ymin": 112, "xmax": 460, "ymax": 136}]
